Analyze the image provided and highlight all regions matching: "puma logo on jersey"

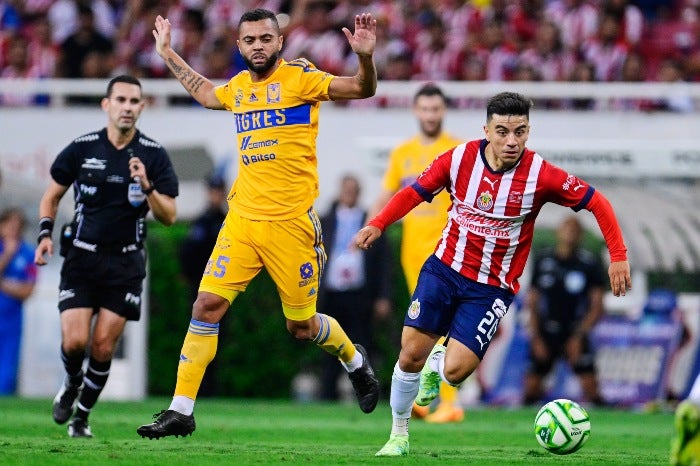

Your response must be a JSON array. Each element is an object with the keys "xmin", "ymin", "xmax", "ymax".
[{"xmin": 482, "ymin": 176, "xmax": 498, "ymax": 189}]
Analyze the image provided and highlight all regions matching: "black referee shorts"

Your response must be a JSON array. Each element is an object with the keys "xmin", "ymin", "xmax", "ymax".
[{"xmin": 58, "ymin": 247, "xmax": 147, "ymax": 321}]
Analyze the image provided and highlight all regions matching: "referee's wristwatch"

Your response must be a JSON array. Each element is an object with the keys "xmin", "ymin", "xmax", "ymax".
[{"xmin": 142, "ymin": 181, "xmax": 155, "ymax": 195}]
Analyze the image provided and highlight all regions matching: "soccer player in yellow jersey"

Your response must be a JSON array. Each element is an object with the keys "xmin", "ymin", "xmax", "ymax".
[
  {"xmin": 369, "ymin": 83, "xmax": 465, "ymax": 424},
  {"xmin": 137, "ymin": 9, "xmax": 380, "ymax": 439}
]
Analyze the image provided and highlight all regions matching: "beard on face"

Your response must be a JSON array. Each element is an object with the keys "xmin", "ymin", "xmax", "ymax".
[
  {"xmin": 420, "ymin": 120, "xmax": 442, "ymax": 138},
  {"xmin": 242, "ymin": 50, "xmax": 280, "ymax": 75}
]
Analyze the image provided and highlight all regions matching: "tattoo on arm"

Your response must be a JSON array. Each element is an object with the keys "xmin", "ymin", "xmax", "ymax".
[{"xmin": 168, "ymin": 58, "xmax": 204, "ymax": 94}]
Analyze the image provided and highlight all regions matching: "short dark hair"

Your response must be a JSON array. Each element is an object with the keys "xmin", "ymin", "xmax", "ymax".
[
  {"xmin": 0, "ymin": 207, "xmax": 26, "ymax": 230},
  {"xmin": 106, "ymin": 75, "xmax": 141, "ymax": 98},
  {"xmin": 486, "ymin": 92, "xmax": 533, "ymax": 122},
  {"xmin": 414, "ymin": 83, "xmax": 448, "ymax": 105},
  {"xmin": 239, "ymin": 8, "xmax": 280, "ymax": 34}
]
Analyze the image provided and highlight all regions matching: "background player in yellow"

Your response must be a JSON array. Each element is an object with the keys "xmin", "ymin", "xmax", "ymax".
[
  {"xmin": 369, "ymin": 83, "xmax": 465, "ymax": 423},
  {"xmin": 138, "ymin": 9, "xmax": 380, "ymax": 439}
]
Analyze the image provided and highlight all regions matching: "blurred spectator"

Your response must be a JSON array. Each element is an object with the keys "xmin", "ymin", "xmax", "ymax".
[
  {"xmin": 601, "ymin": 0, "xmax": 644, "ymax": 48},
  {"xmin": 545, "ymin": 0, "xmax": 599, "ymax": 54},
  {"xmin": 474, "ymin": 20, "xmax": 519, "ymax": 81},
  {"xmin": 284, "ymin": 0, "xmax": 347, "ymax": 76},
  {"xmin": 434, "ymin": 0, "xmax": 483, "ymax": 50},
  {"xmin": 619, "ymin": 51, "xmax": 647, "ymax": 81},
  {"xmin": 57, "ymin": 3, "xmax": 114, "ymax": 78},
  {"xmin": 2, "ymin": 0, "xmax": 700, "ymax": 90},
  {"xmin": 518, "ymin": 20, "xmax": 577, "ymax": 81},
  {"xmin": 610, "ymin": 52, "xmax": 654, "ymax": 110},
  {"xmin": 0, "ymin": 207, "xmax": 38, "ymax": 395},
  {"xmin": 653, "ymin": 58, "xmax": 695, "ymax": 112},
  {"xmin": 317, "ymin": 174, "xmax": 392, "ymax": 402},
  {"xmin": 581, "ymin": 13, "xmax": 629, "ymax": 81},
  {"xmin": 1, "ymin": 35, "xmax": 41, "ymax": 79},
  {"xmin": 564, "ymin": 61, "xmax": 598, "ymax": 110},
  {"xmin": 26, "ymin": 13, "xmax": 59, "ymax": 78},
  {"xmin": 48, "ymin": 0, "xmax": 118, "ymax": 46},
  {"xmin": 509, "ymin": 0, "xmax": 547, "ymax": 50},
  {"xmin": 0, "ymin": 35, "xmax": 47, "ymax": 107},
  {"xmin": 412, "ymin": 11, "xmax": 463, "ymax": 80}
]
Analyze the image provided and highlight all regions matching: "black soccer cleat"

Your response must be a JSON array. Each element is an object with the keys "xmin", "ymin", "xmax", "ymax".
[
  {"xmin": 137, "ymin": 409, "xmax": 196, "ymax": 439},
  {"xmin": 348, "ymin": 344, "xmax": 379, "ymax": 414},
  {"xmin": 53, "ymin": 378, "xmax": 82, "ymax": 425},
  {"xmin": 68, "ymin": 417, "xmax": 93, "ymax": 438}
]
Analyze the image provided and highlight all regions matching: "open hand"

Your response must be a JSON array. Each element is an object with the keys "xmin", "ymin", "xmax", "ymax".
[
  {"xmin": 342, "ymin": 13, "xmax": 376, "ymax": 57},
  {"xmin": 152, "ymin": 15, "xmax": 172, "ymax": 57}
]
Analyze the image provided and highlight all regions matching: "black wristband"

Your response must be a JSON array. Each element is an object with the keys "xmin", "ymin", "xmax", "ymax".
[
  {"xmin": 142, "ymin": 182, "xmax": 155, "ymax": 195},
  {"xmin": 38, "ymin": 217, "xmax": 54, "ymax": 243}
]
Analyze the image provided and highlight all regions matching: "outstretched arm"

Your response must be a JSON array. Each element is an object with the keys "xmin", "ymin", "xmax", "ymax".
[
  {"xmin": 585, "ymin": 190, "xmax": 632, "ymax": 297},
  {"xmin": 153, "ymin": 15, "xmax": 224, "ymax": 109},
  {"xmin": 328, "ymin": 13, "xmax": 377, "ymax": 100},
  {"xmin": 356, "ymin": 185, "xmax": 423, "ymax": 250}
]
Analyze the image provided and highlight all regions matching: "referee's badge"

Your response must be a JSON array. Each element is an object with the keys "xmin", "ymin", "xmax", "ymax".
[
  {"xmin": 128, "ymin": 182, "xmax": 146, "ymax": 206},
  {"xmin": 407, "ymin": 299, "xmax": 421, "ymax": 319}
]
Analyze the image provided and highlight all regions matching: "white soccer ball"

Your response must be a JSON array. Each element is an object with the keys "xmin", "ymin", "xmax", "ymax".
[{"xmin": 534, "ymin": 398, "xmax": 591, "ymax": 455}]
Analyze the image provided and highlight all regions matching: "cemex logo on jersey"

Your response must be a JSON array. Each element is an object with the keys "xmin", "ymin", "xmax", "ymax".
[{"xmin": 240, "ymin": 136, "xmax": 279, "ymax": 151}]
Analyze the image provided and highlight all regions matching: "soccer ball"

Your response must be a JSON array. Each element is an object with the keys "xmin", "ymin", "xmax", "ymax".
[{"xmin": 534, "ymin": 398, "xmax": 591, "ymax": 455}]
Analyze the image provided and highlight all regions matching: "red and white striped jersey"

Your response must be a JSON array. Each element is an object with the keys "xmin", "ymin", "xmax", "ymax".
[{"xmin": 414, "ymin": 139, "xmax": 594, "ymax": 294}]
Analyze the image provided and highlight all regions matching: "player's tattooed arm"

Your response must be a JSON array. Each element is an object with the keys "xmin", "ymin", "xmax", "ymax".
[
  {"xmin": 154, "ymin": 15, "xmax": 224, "ymax": 109},
  {"xmin": 167, "ymin": 59, "xmax": 204, "ymax": 95}
]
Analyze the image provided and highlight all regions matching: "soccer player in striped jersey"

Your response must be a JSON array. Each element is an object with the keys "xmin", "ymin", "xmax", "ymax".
[
  {"xmin": 369, "ymin": 83, "xmax": 465, "ymax": 423},
  {"xmin": 138, "ymin": 9, "xmax": 380, "ymax": 439},
  {"xmin": 358, "ymin": 91, "xmax": 632, "ymax": 457}
]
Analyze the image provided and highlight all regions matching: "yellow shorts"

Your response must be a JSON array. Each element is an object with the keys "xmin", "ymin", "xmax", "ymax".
[{"xmin": 199, "ymin": 209, "xmax": 325, "ymax": 320}]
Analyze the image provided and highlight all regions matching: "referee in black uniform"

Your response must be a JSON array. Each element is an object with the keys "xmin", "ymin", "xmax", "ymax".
[{"xmin": 34, "ymin": 75, "xmax": 179, "ymax": 438}]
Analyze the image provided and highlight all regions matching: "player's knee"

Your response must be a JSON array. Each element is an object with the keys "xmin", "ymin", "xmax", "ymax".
[
  {"xmin": 443, "ymin": 365, "xmax": 470, "ymax": 385},
  {"xmin": 62, "ymin": 336, "xmax": 89, "ymax": 354},
  {"xmin": 397, "ymin": 350, "xmax": 425, "ymax": 373},
  {"xmin": 192, "ymin": 292, "xmax": 228, "ymax": 321},
  {"xmin": 90, "ymin": 340, "xmax": 116, "ymax": 361},
  {"xmin": 286, "ymin": 319, "xmax": 315, "ymax": 340}
]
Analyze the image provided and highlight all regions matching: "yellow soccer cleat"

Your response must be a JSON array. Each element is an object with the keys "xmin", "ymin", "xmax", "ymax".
[
  {"xmin": 671, "ymin": 401, "xmax": 700, "ymax": 466},
  {"xmin": 375, "ymin": 434, "xmax": 409, "ymax": 457},
  {"xmin": 425, "ymin": 403, "xmax": 465, "ymax": 424}
]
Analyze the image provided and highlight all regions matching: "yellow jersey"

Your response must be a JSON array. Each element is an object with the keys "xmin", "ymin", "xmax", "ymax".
[
  {"xmin": 215, "ymin": 58, "xmax": 334, "ymax": 220},
  {"xmin": 382, "ymin": 132, "xmax": 463, "ymax": 291}
]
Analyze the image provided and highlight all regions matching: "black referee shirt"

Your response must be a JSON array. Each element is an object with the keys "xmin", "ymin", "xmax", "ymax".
[{"xmin": 51, "ymin": 128, "xmax": 179, "ymax": 247}]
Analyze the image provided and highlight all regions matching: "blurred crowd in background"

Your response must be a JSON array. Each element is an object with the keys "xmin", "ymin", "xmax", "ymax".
[{"xmin": 2, "ymin": 0, "xmax": 700, "ymax": 95}]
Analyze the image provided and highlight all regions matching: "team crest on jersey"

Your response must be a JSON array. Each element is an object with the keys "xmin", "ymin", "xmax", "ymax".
[
  {"xmin": 476, "ymin": 191, "xmax": 494, "ymax": 211},
  {"xmin": 267, "ymin": 83, "xmax": 281, "ymax": 103},
  {"xmin": 235, "ymin": 88, "xmax": 243, "ymax": 107},
  {"xmin": 407, "ymin": 299, "xmax": 421, "ymax": 319}
]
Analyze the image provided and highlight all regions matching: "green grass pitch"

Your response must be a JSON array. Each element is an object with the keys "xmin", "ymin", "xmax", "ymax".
[{"xmin": 0, "ymin": 397, "xmax": 674, "ymax": 465}]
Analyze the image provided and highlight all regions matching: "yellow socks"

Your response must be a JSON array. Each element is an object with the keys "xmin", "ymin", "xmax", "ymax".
[
  {"xmin": 313, "ymin": 313, "xmax": 356, "ymax": 363},
  {"xmin": 174, "ymin": 319, "xmax": 219, "ymax": 399}
]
